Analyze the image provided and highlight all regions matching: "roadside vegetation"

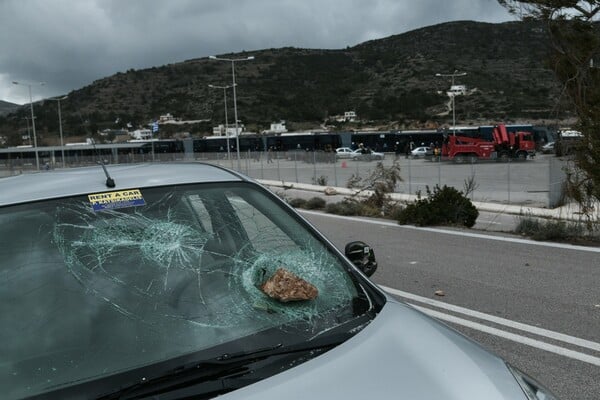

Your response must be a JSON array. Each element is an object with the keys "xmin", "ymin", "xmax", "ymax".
[
  {"xmin": 288, "ymin": 162, "xmax": 478, "ymax": 228},
  {"xmin": 515, "ymin": 216, "xmax": 599, "ymax": 244},
  {"xmin": 285, "ymin": 161, "xmax": 598, "ymax": 243}
]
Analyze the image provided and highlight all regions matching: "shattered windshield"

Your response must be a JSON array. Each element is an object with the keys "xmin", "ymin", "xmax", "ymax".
[{"xmin": 0, "ymin": 182, "xmax": 376, "ymax": 399}]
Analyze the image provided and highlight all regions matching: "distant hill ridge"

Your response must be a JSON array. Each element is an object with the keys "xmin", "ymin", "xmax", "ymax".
[
  {"xmin": 0, "ymin": 20, "xmax": 572, "ymax": 144},
  {"xmin": 0, "ymin": 100, "xmax": 19, "ymax": 116}
]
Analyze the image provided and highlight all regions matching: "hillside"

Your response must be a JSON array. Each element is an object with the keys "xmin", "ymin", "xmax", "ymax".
[
  {"xmin": 0, "ymin": 20, "xmax": 573, "ymax": 145},
  {"xmin": 0, "ymin": 100, "xmax": 19, "ymax": 116}
]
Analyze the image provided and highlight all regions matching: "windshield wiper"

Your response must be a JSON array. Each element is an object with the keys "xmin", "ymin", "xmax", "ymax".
[{"xmin": 96, "ymin": 333, "xmax": 351, "ymax": 400}]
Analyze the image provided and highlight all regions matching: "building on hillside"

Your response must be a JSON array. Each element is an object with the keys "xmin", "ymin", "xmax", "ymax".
[
  {"xmin": 212, "ymin": 124, "xmax": 246, "ymax": 137},
  {"xmin": 130, "ymin": 129, "xmax": 153, "ymax": 140},
  {"xmin": 262, "ymin": 121, "xmax": 288, "ymax": 134},
  {"xmin": 447, "ymin": 85, "xmax": 467, "ymax": 97},
  {"xmin": 159, "ymin": 113, "xmax": 175, "ymax": 122},
  {"xmin": 344, "ymin": 111, "xmax": 357, "ymax": 121},
  {"xmin": 331, "ymin": 111, "xmax": 357, "ymax": 122}
]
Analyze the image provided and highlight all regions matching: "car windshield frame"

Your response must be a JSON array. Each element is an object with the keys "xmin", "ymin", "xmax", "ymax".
[{"xmin": 0, "ymin": 180, "xmax": 383, "ymax": 400}]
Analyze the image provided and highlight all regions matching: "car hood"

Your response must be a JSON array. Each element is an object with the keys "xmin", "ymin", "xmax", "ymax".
[{"xmin": 220, "ymin": 299, "xmax": 525, "ymax": 400}]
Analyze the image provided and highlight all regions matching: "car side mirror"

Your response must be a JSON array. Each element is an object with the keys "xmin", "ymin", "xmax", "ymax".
[{"xmin": 344, "ymin": 241, "xmax": 378, "ymax": 277}]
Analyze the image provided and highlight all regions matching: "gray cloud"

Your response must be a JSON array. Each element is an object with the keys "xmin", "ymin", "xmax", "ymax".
[{"xmin": 0, "ymin": 0, "xmax": 513, "ymax": 104}]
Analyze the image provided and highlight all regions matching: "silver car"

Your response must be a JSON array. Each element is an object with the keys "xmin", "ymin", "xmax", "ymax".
[
  {"xmin": 0, "ymin": 163, "xmax": 556, "ymax": 399},
  {"xmin": 350, "ymin": 148, "xmax": 385, "ymax": 161},
  {"xmin": 410, "ymin": 146, "xmax": 432, "ymax": 158},
  {"xmin": 335, "ymin": 147, "xmax": 355, "ymax": 159}
]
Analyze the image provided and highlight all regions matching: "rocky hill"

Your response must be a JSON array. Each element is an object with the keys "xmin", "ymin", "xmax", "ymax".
[
  {"xmin": 0, "ymin": 100, "xmax": 19, "ymax": 116},
  {"xmin": 0, "ymin": 20, "xmax": 573, "ymax": 145}
]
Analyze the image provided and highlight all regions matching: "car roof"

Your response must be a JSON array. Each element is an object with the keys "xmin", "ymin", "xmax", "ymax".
[{"xmin": 0, "ymin": 163, "xmax": 244, "ymax": 206}]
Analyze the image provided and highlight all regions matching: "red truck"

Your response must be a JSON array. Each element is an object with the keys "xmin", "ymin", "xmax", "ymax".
[{"xmin": 441, "ymin": 124, "xmax": 536, "ymax": 163}]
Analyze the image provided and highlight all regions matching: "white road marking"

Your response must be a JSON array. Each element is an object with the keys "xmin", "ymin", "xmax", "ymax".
[
  {"xmin": 299, "ymin": 210, "xmax": 600, "ymax": 253},
  {"xmin": 410, "ymin": 304, "xmax": 600, "ymax": 367},
  {"xmin": 380, "ymin": 285, "xmax": 600, "ymax": 353},
  {"xmin": 400, "ymin": 225, "xmax": 600, "ymax": 253},
  {"xmin": 380, "ymin": 285, "xmax": 600, "ymax": 366}
]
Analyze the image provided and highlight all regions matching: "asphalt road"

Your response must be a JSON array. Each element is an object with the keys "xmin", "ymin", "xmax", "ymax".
[{"xmin": 301, "ymin": 210, "xmax": 600, "ymax": 400}]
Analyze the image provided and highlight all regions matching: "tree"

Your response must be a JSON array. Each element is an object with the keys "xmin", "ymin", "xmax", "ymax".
[{"xmin": 498, "ymin": 1, "xmax": 600, "ymax": 218}]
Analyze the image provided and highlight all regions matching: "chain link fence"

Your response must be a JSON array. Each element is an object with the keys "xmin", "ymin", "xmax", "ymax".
[{"xmin": 1, "ymin": 151, "xmax": 563, "ymax": 208}]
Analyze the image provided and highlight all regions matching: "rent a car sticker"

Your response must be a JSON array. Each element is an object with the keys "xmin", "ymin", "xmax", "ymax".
[{"xmin": 88, "ymin": 189, "xmax": 146, "ymax": 211}]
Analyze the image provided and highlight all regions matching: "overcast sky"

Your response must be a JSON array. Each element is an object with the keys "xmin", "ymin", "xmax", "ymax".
[{"xmin": 0, "ymin": 0, "xmax": 514, "ymax": 105}]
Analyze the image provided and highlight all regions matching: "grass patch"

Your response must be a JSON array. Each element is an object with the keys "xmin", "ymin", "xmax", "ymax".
[
  {"xmin": 325, "ymin": 201, "xmax": 363, "ymax": 216},
  {"xmin": 515, "ymin": 217, "xmax": 591, "ymax": 242}
]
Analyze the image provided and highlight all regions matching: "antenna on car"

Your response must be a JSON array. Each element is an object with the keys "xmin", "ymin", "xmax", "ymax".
[
  {"xmin": 77, "ymin": 110, "xmax": 116, "ymax": 188},
  {"xmin": 99, "ymin": 160, "xmax": 116, "ymax": 188},
  {"xmin": 89, "ymin": 137, "xmax": 115, "ymax": 188}
]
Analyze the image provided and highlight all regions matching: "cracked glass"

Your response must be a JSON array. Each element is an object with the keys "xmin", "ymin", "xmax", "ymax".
[{"xmin": 0, "ymin": 182, "xmax": 375, "ymax": 399}]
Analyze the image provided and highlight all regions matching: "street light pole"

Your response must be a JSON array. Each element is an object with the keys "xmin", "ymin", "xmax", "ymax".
[
  {"xmin": 209, "ymin": 55, "xmax": 255, "ymax": 170},
  {"xmin": 208, "ymin": 83, "xmax": 236, "ymax": 168},
  {"xmin": 49, "ymin": 95, "xmax": 68, "ymax": 168},
  {"xmin": 435, "ymin": 70, "xmax": 467, "ymax": 133},
  {"xmin": 13, "ymin": 80, "xmax": 45, "ymax": 170},
  {"xmin": 23, "ymin": 117, "xmax": 32, "ymax": 145}
]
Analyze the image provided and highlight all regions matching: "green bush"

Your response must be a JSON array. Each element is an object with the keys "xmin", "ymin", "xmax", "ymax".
[
  {"xmin": 304, "ymin": 197, "xmax": 327, "ymax": 210},
  {"xmin": 289, "ymin": 197, "xmax": 326, "ymax": 210},
  {"xmin": 383, "ymin": 203, "xmax": 404, "ymax": 220},
  {"xmin": 325, "ymin": 200, "xmax": 371, "ymax": 216},
  {"xmin": 288, "ymin": 198, "xmax": 307, "ymax": 208},
  {"xmin": 397, "ymin": 185, "xmax": 479, "ymax": 227},
  {"xmin": 358, "ymin": 205, "xmax": 382, "ymax": 217},
  {"xmin": 325, "ymin": 199, "xmax": 383, "ymax": 217},
  {"xmin": 325, "ymin": 202, "xmax": 346, "ymax": 215}
]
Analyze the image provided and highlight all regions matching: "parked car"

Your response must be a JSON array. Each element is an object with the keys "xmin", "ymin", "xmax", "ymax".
[
  {"xmin": 411, "ymin": 146, "xmax": 432, "ymax": 158},
  {"xmin": 351, "ymin": 148, "xmax": 385, "ymax": 161},
  {"xmin": 0, "ymin": 163, "xmax": 557, "ymax": 400},
  {"xmin": 541, "ymin": 141, "xmax": 555, "ymax": 154},
  {"xmin": 334, "ymin": 147, "xmax": 355, "ymax": 159}
]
